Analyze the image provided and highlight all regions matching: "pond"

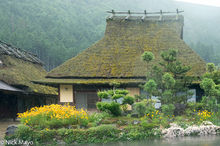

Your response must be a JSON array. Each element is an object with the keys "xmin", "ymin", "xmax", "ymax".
[{"xmin": 80, "ymin": 136, "xmax": 220, "ymax": 146}]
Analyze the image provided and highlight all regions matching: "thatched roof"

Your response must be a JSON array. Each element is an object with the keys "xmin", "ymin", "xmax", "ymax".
[
  {"xmin": 42, "ymin": 15, "xmax": 206, "ymax": 85},
  {"xmin": 0, "ymin": 41, "xmax": 57, "ymax": 95},
  {"xmin": 34, "ymin": 78, "xmax": 145, "ymax": 86},
  {"xmin": 0, "ymin": 40, "xmax": 43, "ymax": 65}
]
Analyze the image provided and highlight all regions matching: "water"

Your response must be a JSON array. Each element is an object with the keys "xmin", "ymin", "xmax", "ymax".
[{"xmin": 81, "ymin": 136, "xmax": 220, "ymax": 146}]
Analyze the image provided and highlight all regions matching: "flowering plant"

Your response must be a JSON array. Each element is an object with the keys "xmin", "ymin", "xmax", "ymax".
[{"xmin": 17, "ymin": 104, "xmax": 88, "ymax": 129}]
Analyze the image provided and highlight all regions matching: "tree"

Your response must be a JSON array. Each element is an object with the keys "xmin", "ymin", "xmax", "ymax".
[
  {"xmin": 141, "ymin": 51, "xmax": 155, "ymax": 62},
  {"xmin": 144, "ymin": 79, "xmax": 157, "ymax": 99},
  {"xmin": 96, "ymin": 89, "xmax": 135, "ymax": 116},
  {"xmin": 142, "ymin": 49, "xmax": 193, "ymax": 105},
  {"xmin": 200, "ymin": 63, "xmax": 220, "ymax": 111}
]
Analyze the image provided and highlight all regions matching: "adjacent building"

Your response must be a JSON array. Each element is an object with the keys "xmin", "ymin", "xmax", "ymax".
[
  {"xmin": 35, "ymin": 12, "xmax": 206, "ymax": 109},
  {"xmin": 0, "ymin": 41, "xmax": 57, "ymax": 119}
]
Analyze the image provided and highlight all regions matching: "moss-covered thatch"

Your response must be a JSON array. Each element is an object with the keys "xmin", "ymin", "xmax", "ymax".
[
  {"xmin": 44, "ymin": 15, "xmax": 205, "ymax": 84},
  {"xmin": 0, "ymin": 54, "xmax": 57, "ymax": 95},
  {"xmin": 33, "ymin": 78, "xmax": 145, "ymax": 86}
]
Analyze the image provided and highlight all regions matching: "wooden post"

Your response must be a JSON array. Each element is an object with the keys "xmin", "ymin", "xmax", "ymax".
[
  {"xmin": 176, "ymin": 8, "xmax": 179, "ymax": 20},
  {"xmin": 141, "ymin": 10, "xmax": 147, "ymax": 21},
  {"xmin": 108, "ymin": 9, "xmax": 115, "ymax": 19},
  {"xmin": 159, "ymin": 10, "xmax": 163, "ymax": 21},
  {"xmin": 125, "ymin": 10, "xmax": 131, "ymax": 20}
]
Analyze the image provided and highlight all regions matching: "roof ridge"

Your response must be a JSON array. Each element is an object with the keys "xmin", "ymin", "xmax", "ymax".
[{"xmin": 0, "ymin": 40, "xmax": 43, "ymax": 65}]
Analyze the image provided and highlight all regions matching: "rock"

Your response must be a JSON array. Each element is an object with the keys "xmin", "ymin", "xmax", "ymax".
[
  {"xmin": 57, "ymin": 140, "xmax": 66, "ymax": 145},
  {"xmin": 132, "ymin": 120, "xmax": 141, "ymax": 125},
  {"xmin": 5, "ymin": 125, "xmax": 18, "ymax": 137},
  {"xmin": 162, "ymin": 122, "xmax": 220, "ymax": 138},
  {"xmin": 162, "ymin": 123, "xmax": 184, "ymax": 138},
  {"xmin": 174, "ymin": 104, "xmax": 186, "ymax": 116},
  {"xmin": 131, "ymin": 113, "xmax": 139, "ymax": 118},
  {"xmin": 184, "ymin": 126, "xmax": 200, "ymax": 136},
  {"xmin": 201, "ymin": 121, "xmax": 213, "ymax": 126}
]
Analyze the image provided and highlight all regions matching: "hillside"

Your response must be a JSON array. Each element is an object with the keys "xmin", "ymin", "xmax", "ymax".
[{"xmin": 0, "ymin": 0, "xmax": 219, "ymax": 70}]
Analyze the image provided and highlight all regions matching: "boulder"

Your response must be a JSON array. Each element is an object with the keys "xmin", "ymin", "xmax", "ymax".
[{"xmin": 5, "ymin": 125, "xmax": 18, "ymax": 137}]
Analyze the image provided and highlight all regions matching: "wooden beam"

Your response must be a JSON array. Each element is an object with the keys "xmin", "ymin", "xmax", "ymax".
[{"xmin": 106, "ymin": 10, "xmax": 184, "ymax": 15}]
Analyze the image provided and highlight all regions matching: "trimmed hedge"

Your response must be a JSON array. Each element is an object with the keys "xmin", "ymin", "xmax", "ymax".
[{"xmin": 5, "ymin": 124, "xmax": 160, "ymax": 145}]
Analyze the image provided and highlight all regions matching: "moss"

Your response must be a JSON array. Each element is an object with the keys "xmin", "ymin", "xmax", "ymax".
[
  {"xmin": 34, "ymin": 78, "xmax": 145, "ymax": 85},
  {"xmin": 46, "ymin": 15, "xmax": 205, "ymax": 79},
  {"xmin": 0, "ymin": 55, "xmax": 57, "ymax": 95}
]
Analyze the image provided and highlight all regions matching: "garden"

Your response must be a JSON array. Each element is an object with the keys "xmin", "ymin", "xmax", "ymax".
[{"xmin": 5, "ymin": 49, "xmax": 220, "ymax": 145}]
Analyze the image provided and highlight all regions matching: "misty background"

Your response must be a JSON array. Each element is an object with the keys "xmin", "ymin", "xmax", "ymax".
[{"xmin": 0, "ymin": 0, "xmax": 219, "ymax": 70}]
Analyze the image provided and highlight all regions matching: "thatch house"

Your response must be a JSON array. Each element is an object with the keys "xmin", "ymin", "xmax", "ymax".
[
  {"xmin": 35, "ymin": 11, "xmax": 206, "ymax": 109},
  {"xmin": 0, "ymin": 41, "xmax": 57, "ymax": 119}
]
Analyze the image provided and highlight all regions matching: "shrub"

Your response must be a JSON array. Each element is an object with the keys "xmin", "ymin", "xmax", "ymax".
[
  {"xmin": 115, "ymin": 90, "xmax": 129, "ymax": 95},
  {"xmin": 88, "ymin": 112, "xmax": 111, "ymax": 126},
  {"xmin": 97, "ymin": 91, "xmax": 109, "ymax": 99},
  {"xmin": 58, "ymin": 125, "xmax": 120, "ymax": 144},
  {"xmin": 141, "ymin": 121, "xmax": 158, "ymax": 130},
  {"xmin": 14, "ymin": 124, "xmax": 35, "ymax": 141},
  {"xmin": 197, "ymin": 110, "xmax": 214, "ymax": 121},
  {"xmin": 187, "ymin": 102, "xmax": 205, "ymax": 111},
  {"xmin": 134, "ymin": 102, "xmax": 146, "ymax": 117},
  {"xmin": 201, "ymin": 96, "xmax": 218, "ymax": 112},
  {"xmin": 161, "ymin": 104, "xmax": 175, "ymax": 117},
  {"xmin": 122, "ymin": 125, "xmax": 158, "ymax": 140},
  {"xmin": 141, "ymin": 51, "xmax": 154, "ymax": 62},
  {"xmin": 96, "ymin": 102, "xmax": 121, "ymax": 116},
  {"xmin": 112, "ymin": 94, "xmax": 124, "ymax": 101},
  {"xmin": 17, "ymin": 104, "xmax": 88, "ymax": 129},
  {"xmin": 122, "ymin": 96, "xmax": 135, "ymax": 105},
  {"xmin": 96, "ymin": 102, "xmax": 110, "ymax": 112}
]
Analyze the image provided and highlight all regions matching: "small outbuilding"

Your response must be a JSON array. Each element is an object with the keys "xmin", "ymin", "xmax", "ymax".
[
  {"xmin": 35, "ymin": 11, "xmax": 206, "ymax": 109},
  {"xmin": 0, "ymin": 41, "xmax": 57, "ymax": 119}
]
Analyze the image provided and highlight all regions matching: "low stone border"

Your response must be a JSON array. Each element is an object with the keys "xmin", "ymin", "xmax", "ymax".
[{"xmin": 162, "ymin": 121, "xmax": 220, "ymax": 138}]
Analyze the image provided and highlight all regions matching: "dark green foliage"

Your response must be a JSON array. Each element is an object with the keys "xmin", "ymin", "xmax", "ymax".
[
  {"xmin": 161, "ymin": 90, "xmax": 173, "ymax": 104},
  {"xmin": 122, "ymin": 96, "xmax": 135, "ymax": 105},
  {"xmin": 97, "ymin": 91, "xmax": 109, "ymax": 99},
  {"xmin": 200, "ymin": 63, "xmax": 220, "ymax": 109},
  {"xmin": 115, "ymin": 90, "xmax": 129, "ymax": 95},
  {"xmin": 160, "ymin": 49, "xmax": 177, "ymax": 62},
  {"xmin": 96, "ymin": 102, "xmax": 110, "ymax": 112},
  {"xmin": 187, "ymin": 102, "xmax": 205, "ymax": 111},
  {"xmin": 161, "ymin": 104, "xmax": 175, "ymax": 116},
  {"xmin": 134, "ymin": 102, "xmax": 147, "ymax": 117},
  {"xmin": 141, "ymin": 51, "xmax": 155, "ymax": 62},
  {"xmin": 112, "ymin": 94, "xmax": 124, "ymax": 101},
  {"xmin": 162, "ymin": 73, "xmax": 175, "ymax": 89},
  {"xmin": 142, "ymin": 49, "xmax": 193, "ymax": 105},
  {"xmin": 96, "ymin": 102, "xmax": 121, "ymax": 116},
  {"xmin": 107, "ymin": 102, "xmax": 122, "ymax": 116},
  {"xmin": 201, "ymin": 96, "xmax": 219, "ymax": 112},
  {"xmin": 121, "ymin": 125, "xmax": 159, "ymax": 140},
  {"xmin": 167, "ymin": 61, "xmax": 191, "ymax": 75},
  {"xmin": 7, "ymin": 123, "xmax": 162, "ymax": 145},
  {"xmin": 107, "ymin": 90, "xmax": 115, "ymax": 96},
  {"xmin": 200, "ymin": 78, "xmax": 216, "ymax": 95},
  {"xmin": 144, "ymin": 79, "xmax": 157, "ymax": 99},
  {"xmin": 97, "ymin": 89, "xmax": 129, "ymax": 103},
  {"xmin": 207, "ymin": 63, "xmax": 216, "ymax": 73},
  {"xmin": 97, "ymin": 89, "xmax": 135, "ymax": 115},
  {"xmin": 14, "ymin": 124, "xmax": 35, "ymax": 142},
  {"xmin": 140, "ymin": 121, "xmax": 159, "ymax": 130}
]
